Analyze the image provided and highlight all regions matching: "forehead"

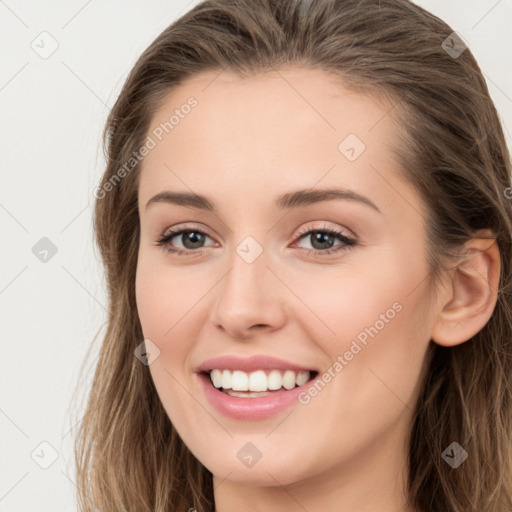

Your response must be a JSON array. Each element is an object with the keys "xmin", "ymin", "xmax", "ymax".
[
  {"xmin": 138, "ymin": 66, "xmax": 408, "ymax": 214},
  {"xmin": 146, "ymin": 66, "xmax": 398, "ymax": 145}
]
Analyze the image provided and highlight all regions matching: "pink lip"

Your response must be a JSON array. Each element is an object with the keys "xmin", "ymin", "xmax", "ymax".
[
  {"xmin": 196, "ymin": 354, "xmax": 317, "ymax": 373},
  {"xmin": 197, "ymin": 372, "xmax": 317, "ymax": 420}
]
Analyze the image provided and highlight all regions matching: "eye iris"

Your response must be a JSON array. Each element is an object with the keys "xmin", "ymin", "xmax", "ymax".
[
  {"xmin": 311, "ymin": 232, "xmax": 335, "ymax": 250},
  {"xmin": 181, "ymin": 231, "xmax": 205, "ymax": 249}
]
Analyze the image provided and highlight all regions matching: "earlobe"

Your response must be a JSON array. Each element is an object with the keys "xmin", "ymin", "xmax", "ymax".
[{"xmin": 431, "ymin": 232, "xmax": 500, "ymax": 347}]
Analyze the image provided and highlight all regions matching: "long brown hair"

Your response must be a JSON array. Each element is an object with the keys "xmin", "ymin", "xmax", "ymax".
[{"xmin": 73, "ymin": 0, "xmax": 512, "ymax": 510}]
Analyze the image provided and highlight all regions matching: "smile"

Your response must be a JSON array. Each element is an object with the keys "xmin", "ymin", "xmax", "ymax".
[
  {"xmin": 197, "ymin": 369, "xmax": 319, "ymax": 420},
  {"xmin": 208, "ymin": 368, "xmax": 313, "ymax": 396},
  {"xmin": 195, "ymin": 354, "xmax": 320, "ymax": 419}
]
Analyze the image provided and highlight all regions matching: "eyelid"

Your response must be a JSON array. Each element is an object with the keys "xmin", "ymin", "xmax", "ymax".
[
  {"xmin": 159, "ymin": 221, "xmax": 354, "ymax": 241},
  {"xmin": 295, "ymin": 222, "xmax": 355, "ymax": 240},
  {"xmin": 159, "ymin": 222, "xmax": 211, "ymax": 238}
]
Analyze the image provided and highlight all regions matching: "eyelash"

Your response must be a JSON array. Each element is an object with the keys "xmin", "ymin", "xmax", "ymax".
[{"xmin": 154, "ymin": 223, "xmax": 357, "ymax": 257}]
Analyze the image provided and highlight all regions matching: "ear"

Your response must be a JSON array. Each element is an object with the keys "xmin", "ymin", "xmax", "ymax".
[{"xmin": 431, "ymin": 230, "xmax": 501, "ymax": 347}]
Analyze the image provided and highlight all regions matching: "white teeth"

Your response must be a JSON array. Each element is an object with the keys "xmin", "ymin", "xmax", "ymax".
[
  {"xmin": 209, "ymin": 369, "xmax": 312, "ymax": 392},
  {"xmin": 282, "ymin": 370, "xmax": 296, "ymax": 390},
  {"xmin": 211, "ymin": 369, "xmax": 223, "ymax": 388},
  {"xmin": 296, "ymin": 370, "xmax": 309, "ymax": 386},
  {"xmin": 221, "ymin": 369, "xmax": 232, "ymax": 389},
  {"xmin": 249, "ymin": 370, "xmax": 267, "ymax": 392},
  {"xmin": 226, "ymin": 390, "xmax": 272, "ymax": 398},
  {"xmin": 232, "ymin": 370, "xmax": 249, "ymax": 391},
  {"xmin": 268, "ymin": 370, "xmax": 282, "ymax": 390}
]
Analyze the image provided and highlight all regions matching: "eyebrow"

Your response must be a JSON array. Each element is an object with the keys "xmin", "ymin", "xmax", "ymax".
[{"xmin": 145, "ymin": 187, "xmax": 381, "ymax": 213}]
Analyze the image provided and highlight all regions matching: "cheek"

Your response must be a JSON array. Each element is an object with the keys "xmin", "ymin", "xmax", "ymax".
[
  {"xmin": 135, "ymin": 261, "xmax": 199, "ymax": 421},
  {"xmin": 135, "ymin": 257, "xmax": 199, "ymax": 339},
  {"xmin": 300, "ymin": 246, "xmax": 432, "ymax": 404},
  {"xmin": 296, "ymin": 251, "xmax": 420, "ymax": 351},
  {"xmin": 135, "ymin": 258, "xmax": 210, "ymax": 395}
]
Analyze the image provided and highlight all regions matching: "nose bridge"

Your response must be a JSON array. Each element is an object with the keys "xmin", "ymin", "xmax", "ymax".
[
  {"xmin": 211, "ymin": 236, "xmax": 285, "ymax": 337},
  {"xmin": 221, "ymin": 240, "xmax": 270, "ymax": 313}
]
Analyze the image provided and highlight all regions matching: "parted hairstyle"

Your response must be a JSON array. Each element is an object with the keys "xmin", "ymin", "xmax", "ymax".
[{"xmin": 73, "ymin": 0, "xmax": 512, "ymax": 510}]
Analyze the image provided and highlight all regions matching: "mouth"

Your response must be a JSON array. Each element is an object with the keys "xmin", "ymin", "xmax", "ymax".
[
  {"xmin": 201, "ymin": 368, "xmax": 319, "ymax": 398},
  {"xmin": 195, "ymin": 354, "xmax": 321, "ymax": 418}
]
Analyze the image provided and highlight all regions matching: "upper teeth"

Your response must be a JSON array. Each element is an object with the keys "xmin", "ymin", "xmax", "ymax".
[{"xmin": 209, "ymin": 369, "xmax": 311, "ymax": 391}]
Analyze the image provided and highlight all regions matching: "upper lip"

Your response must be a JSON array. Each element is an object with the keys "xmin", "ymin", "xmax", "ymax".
[{"xmin": 196, "ymin": 355, "xmax": 318, "ymax": 374}]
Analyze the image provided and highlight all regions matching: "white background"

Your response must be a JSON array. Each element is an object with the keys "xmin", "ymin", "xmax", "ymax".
[{"xmin": 1, "ymin": 1, "xmax": 511, "ymax": 510}]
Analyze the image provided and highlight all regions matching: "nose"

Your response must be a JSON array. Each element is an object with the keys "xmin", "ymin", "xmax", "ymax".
[{"xmin": 210, "ymin": 247, "xmax": 287, "ymax": 340}]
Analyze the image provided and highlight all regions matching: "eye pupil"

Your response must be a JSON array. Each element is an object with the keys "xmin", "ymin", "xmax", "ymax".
[
  {"xmin": 182, "ymin": 231, "xmax": 205, "ymax": 249},
  {"xmin": 311, "ymin": 232, "xmax": 335, "ymax": 250}
]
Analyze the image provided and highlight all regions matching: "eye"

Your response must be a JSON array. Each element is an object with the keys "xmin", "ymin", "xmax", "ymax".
[
  {"xmin": 155, "ymin": 223, "xmax": 357, "ymax": 257},
  {"xmin": 155, "ymin": 224, "xmax": 216, "ymax": 257},
  {"xmin": 292, "ymin": 224, "xmax": 357, "ymax": 256}
]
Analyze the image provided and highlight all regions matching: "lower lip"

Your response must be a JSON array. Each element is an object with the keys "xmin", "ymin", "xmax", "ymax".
[{"xmin": 197, "ymin": 372, "xmax": 314, "ymax": 420}]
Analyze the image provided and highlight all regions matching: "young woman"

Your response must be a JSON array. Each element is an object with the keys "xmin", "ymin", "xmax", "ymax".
[{"xmin": 74, "ymin": 0, "xmax": 512, "ymax": 510}]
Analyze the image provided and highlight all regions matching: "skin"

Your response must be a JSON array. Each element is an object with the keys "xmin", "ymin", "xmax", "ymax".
[{"xmin": 134, "ymin": 66, "xmax": 500, "ymax": 512}]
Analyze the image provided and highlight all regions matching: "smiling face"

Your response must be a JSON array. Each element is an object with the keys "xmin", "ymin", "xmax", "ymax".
[{"xmin": 135, "ymin": 66, "xmax": 438, "ymax": 500}]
